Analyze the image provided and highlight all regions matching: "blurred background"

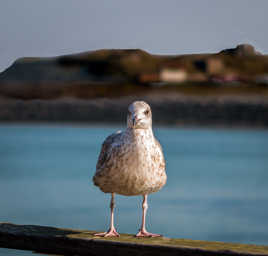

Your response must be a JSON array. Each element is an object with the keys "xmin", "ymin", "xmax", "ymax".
[{"xmin": 0, "ymin": 1, "xmax": 268, "ymax": 255}]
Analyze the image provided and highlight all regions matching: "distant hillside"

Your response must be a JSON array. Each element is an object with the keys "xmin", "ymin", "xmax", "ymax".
[
  {"xmin": 0, "ymin": 44, "xmax": 268, "ymax": 100},
  {"xmin": 0, "ymin": 49, "xmax": 159, "ymax": 83}
]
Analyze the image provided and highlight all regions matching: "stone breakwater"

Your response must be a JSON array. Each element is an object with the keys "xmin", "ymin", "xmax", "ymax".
[{"xmin": 0, "ymin": 95, "xmax": 267, "ymax": 128}]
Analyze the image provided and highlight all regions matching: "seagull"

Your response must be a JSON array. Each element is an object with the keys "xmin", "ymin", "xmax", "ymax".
[{"xmin": 93, "ymin": 101, "xmax": 167, "ymax": 237}]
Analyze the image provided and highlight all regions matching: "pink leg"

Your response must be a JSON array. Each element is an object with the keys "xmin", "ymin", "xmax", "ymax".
[
  {"xmin": 135, "ymin": 194, "xmax": 161, "ymax": 237},
  {"xmin": 94, "ymin": 193, "xmax": 120, "ymax": 237}
]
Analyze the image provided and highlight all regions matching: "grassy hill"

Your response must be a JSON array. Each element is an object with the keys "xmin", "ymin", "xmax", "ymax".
[{"xmin": 0, "ymin": 44, "xmax": 268, "ymax": 100}]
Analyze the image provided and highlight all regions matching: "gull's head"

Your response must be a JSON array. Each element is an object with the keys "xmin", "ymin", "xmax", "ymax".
[{"xmin": 127, "ymin": 101, "xmax": 152, "ymax": 129}]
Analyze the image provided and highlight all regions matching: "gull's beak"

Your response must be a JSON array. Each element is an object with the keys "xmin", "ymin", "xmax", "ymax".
[{"xmin": 132, "ymin": 115, "xmax": 141, "ymax": 127}]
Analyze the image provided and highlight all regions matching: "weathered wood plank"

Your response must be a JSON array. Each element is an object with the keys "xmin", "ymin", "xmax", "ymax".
[{"xmin": 0, "ymin": 223, "xmax": 267, "ymax": 256}]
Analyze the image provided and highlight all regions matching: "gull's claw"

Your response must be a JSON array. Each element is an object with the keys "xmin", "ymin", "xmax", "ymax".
[
  {"xmin": 94, "ymin": 228, "xmax": 120, "ymax": 237},
  {"xmin": 135, "ymin": 230, "xmax": 161, "ymax": 237}
]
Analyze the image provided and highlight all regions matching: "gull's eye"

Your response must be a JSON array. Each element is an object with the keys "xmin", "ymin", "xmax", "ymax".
[{"xmin": 144, "ymin": 109, "xmax": 149, "ymax": 115}]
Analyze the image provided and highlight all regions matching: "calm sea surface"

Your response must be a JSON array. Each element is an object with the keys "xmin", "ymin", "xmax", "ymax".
[{"xmin": 0, "ymin": 124, "xmax": 268, "ymax": 255}]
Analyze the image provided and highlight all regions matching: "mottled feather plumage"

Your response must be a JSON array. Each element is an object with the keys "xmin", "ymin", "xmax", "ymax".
[{"xmin": 93, "ymin": 101, "xmax": 166, "ymax": 196}]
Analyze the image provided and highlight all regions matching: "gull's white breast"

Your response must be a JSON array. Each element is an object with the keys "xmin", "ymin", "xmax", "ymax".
[{"xmin": 93, "ymin": 128, "xmax": 166, "ymax": 196}]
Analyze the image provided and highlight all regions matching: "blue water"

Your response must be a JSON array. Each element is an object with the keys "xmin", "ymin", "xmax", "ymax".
[{"xmin": 0, "ymin": 124, "xmax": 268, "ymax": 255}]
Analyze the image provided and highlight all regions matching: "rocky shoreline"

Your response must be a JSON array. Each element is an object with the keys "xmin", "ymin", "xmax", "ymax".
[{"xmin": 1, "ymin": 94, "xmax": 268, "ymax": 128}]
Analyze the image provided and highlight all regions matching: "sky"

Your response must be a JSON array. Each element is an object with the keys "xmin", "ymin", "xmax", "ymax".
[{"xmin": 0, "ymin": 0, "xmax": 267, "ymax": 71}]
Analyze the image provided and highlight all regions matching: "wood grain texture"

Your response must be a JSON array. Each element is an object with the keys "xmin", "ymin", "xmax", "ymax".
[{"xmin": 0, "ymin": 223, "xmax": 268, "ymax": 256}]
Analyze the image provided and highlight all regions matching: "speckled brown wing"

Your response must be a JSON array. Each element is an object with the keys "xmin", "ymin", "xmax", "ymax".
[
  {"xmin": 93, "ymin": 131, "xmax": 122, "ymax": 185},
  {"xmin": 154, "ymin": 138, "xmax": 166, "ymax": 172}
]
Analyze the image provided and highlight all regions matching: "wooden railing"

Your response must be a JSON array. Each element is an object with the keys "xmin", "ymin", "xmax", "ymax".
[{"xmin": 0, "ymin": 223, "xmax": 268, "ymax": 256}]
